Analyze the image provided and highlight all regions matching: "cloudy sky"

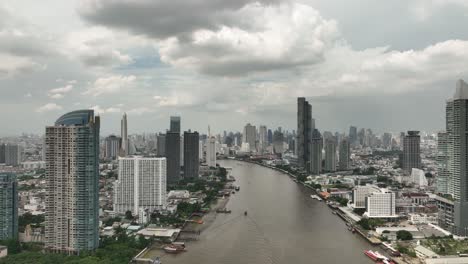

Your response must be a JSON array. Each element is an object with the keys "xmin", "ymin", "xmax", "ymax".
[{"xmin": 1, "ymin": 0, "xmax": 467, "ymax": 136}]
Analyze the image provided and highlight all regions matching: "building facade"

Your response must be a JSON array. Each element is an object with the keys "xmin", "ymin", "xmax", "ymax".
[
  {"xmin": 243, "ymin": 123, "xmax": 257, "ymax": 152},
  {"xmin": 45, "ymin": 110, "xmax": 100, "ymax": 254},
  {"xmin": 338, "ymin": 137, "xmax": 350, "ymax": 170},
  {"xmin": 165, "ymin": 132, "xmax": 181, "ymax": 184},
  {"xmin": 324, "ymin": 138, "xmax": 337, "ymax": 172},
  {"xmin": 5, "ymin": 144, "xmax": 22, "ymax": 166},
  {"xmin": 402, "ymin": 131, "xmax": 421, "ymax": 174},
  {"xmin": 114, "ymin": 157, "xmax": 167, "ymax": 215},
  {"xmin": 105, "ymin": 135, "xmax": 120, "ymax": 160},
  {"xmin": 156, "ymin": 133, "xmax": 166, "ymax": 157},
  {"xmin": 0, "ymin": 173, "xmax": 17, "ymax": 240},
  {"xmin": 365, "ymin": 189, "xmax": 396, "ymax": 218},
  {"xmin": 170, "ymin": 116, "xmax": 181, "ymax": 133},
  {"xmin": 120, "ymin": 113, "xmax": 128, "ymax": 157},
  {"xmin": 206, "ymin": 137, "xmax": 217, "ymax": 167},
  {"xmin": 310, "ymin": 129, "xmax": 323, "ymax": 175}
]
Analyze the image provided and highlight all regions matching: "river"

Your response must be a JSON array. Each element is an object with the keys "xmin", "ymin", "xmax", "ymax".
[{"xmin": 161, "ymin": 160, "xmax": 374, "ymax": 264}]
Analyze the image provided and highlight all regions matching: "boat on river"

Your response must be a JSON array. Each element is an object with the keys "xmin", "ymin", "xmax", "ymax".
[{"xmin": 164, "ymin": 244, "xmax": 186, "ymax": 254}]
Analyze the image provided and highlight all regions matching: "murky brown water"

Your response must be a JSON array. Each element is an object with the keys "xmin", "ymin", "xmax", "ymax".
[{"xmin": 161, "ymin": 160, "xmax": 374, "ymax": 264}]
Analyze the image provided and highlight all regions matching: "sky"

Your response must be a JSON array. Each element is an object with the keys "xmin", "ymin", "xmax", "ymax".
[{"xmin": 1, "ymin": 0, "xmax": 468, "ymax": 136}]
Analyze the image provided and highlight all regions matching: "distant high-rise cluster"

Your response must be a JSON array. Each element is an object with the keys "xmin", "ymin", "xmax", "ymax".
[{"xmin": 45, "ymin": 110, "xmax": 100, "ymax": 254}]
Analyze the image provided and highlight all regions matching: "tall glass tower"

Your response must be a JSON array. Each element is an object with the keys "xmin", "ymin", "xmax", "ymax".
[
  {"xmin": 44, "ymin": 110, "xmax": 100, "ymax": 254},
  {"xmin": 0, "ymin": 172, "xmax": 18, "ymax": 240}
]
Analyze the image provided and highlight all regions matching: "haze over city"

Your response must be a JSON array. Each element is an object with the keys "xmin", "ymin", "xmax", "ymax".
[{"xmin": 2, "ymin": 0, "xmax": 468, "ymax": 135}]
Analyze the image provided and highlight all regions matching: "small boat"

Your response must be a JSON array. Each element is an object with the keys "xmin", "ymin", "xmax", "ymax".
[
  {"xmin": 163, "ymin": 245, "xmax": 185, "ymax": 254},
  {"xmin": 216, "ymin": 209, "xmax": 232, "ymax": 214},
  {"xmin": 364, "ymin": 250, "xmax": 389, "ymax": 262},
  {"xmin": 244, "ymin": 211, "xmax": 248, "ymax": 216}
]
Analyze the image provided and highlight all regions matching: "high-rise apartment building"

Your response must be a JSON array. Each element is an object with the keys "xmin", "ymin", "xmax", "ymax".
[
  {"xmin": 184, "ymin": 131, "xmax": 199, "ymax": 179},
  {"xmin": 258, "ymin": 125, "xmax": 268, "ymax": 153},
  {"xmin": 120, "ymin": 113, "xmax": 128, "ymax": 157},
  {"xmin": 437, "ymin": 132, "xmax": 449, "ymax": 194},
  {"xmin": 297, "ymin": 97, "xmax": 312, "ymax": 171},
  {"xmin": 156, "ymin": 133, "xmax": 166, "ymax": 157},
  {"xmin": 5, "ymin": 144, "xmax": 22, "ymax": 166},
  {"xmin": 206, "ymin": 136, "xmax": 217, "ymax": 167},
  {"xmin": 338, "ymin": 137, "xmax": 350, "ymax": 170},
  {"xmin": 349, "ymin": 126, "xmax": 357, "ymax": 145},
  {"xmin": 243, "ymin": 123, "xmax": 256, "ymax": 152},
  {"xmin": 170, "ymin": 116, "xmax": 181, "ymax": 133},
  {"xmin": 0, "ymin": 144, "xmax": 5, "ymax": 164},
  {"xmin": 402, "ymin": 131, "xmax": 421, "ymax": 174},
  {"xmin": 165, "ymin": 132, "xmax": 181, "ymax": 184},
  {"xmin": 105, "ymin": 135, "xmax": 120, "ymax": 160},
  {"xmin": 45, "ymin": 110, "xmax": 100, "ymax": 254},
  {"xmin": 310, "ymin": 129, "xmax": 323, "ymax": 175},
  {"xmin": 0, "ymin": 173, "xmax": 17, "ymax": 240},
  {"xmin": 324, "ymin": 138, "xmax": 337, "ymax": 172},
  {"xmin": 114, "ymin": 157, "xmax": 167, "ymax": 215}
]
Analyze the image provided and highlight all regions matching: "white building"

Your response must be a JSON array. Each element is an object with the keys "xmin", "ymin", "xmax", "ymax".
[
  {"xmin": 411, "ymin": 168, "xmax": 428, "ymax": 187},
  {"xmin": 114, "ymin": 157, "xmax": 167, "ymax": 215},
  {"xmin": 364, "ymin": 189, "xmax": 396, "ymax": 218},
  {"xmin": 409, "ymin": 213, "xmax": 438, "ymax": 225},
  {"xmin": 352, "ymin": 185, "xmax": 380, "ymax": 208},
  {"xmin": 138, "ymin": 208, "xmax": 150, "ymax": 225},
  {"xmin": 206, "ymin": 137, "xmax": 217, "ymax": 167}
]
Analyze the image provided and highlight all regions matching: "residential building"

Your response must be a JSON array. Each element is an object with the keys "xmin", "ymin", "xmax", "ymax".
[
  {"xmin": 310, "ymin": 129, "xmax": 323, "ymax": 175},
  {"xmin": 114, "ymin": 157, "xmax": 167, "ymax": 215},
  {"xmin": 120, "ymin": 113, "xmax": 128, "ymax": 157},
  {"xmin": 206, "ymin": 136, "xmax": 216, "ymax": 167},
  {"xmin": 338, "ymin": 137, "xmax": 350, "ymax": 170},
  {"xmin": 0, "ymin": 144, "xmax": 5, "ymax": 164},
  {"xmin": 297, "ymin": 97, "xmax": 312, "ymax": 171},
  {"xmin": 45, "ymin": 110, "xmax": 100, "ymax": 254},
  {"xmin": 243, "ymin": 123, "xmax": 256, "ymax": 152},
  {"xmin": 183, "ymin": 131, "xmax": 199, "ymax": 179},
  {"xmin": 5, "ymin": 144, "xmax": 22, "ymax": 166},
  {"xmin": 105, "ymin": 135, "xmax": 120, "ymax": 160},
  {"xmin": 170, "ymin": 116, "xmax": 181, "ymax": 133},
  {"xmin": 156, "ymin": 133, "xmax": 166, "ymax": 157},
  {"xmin": 402, "ymin": 131, "xmax": 421, "ymax": 174},
  {"xmin": 0, "ymin": 173, "xmax": 17, "ymax": 240},
  {"xmin": 324, "ymin": 138, "xmax": 337, "ymax": 172},
  {"xmin": 165, "ymin": 132, "xmax": 181, "ymax": 184},
  {"xmin": 436, "ymin": 132, "xmax": 449, "ymax": 194}
]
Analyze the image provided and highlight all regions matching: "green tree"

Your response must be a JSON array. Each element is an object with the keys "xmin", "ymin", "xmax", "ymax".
[
  {"xmin": 125, "ymin": 211, "xmax": 133, "ymax": 220},
  {"xmin": 396, "ymin": 230, "xmax": 413, "ymax": 241}
]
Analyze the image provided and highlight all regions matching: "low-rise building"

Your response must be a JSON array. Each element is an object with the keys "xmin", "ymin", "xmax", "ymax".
[{"xmin": 364, "ymin": 189, "xmax": 397, "ymax": 218}]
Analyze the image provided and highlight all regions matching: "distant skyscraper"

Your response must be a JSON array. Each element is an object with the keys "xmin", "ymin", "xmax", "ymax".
[
  {"xmin": 156, "ymin": 133, "xmax": 166, "ymax": 157},
  {"xmin": 45, "ymin": 110, "xmax": 100, "ymax": 254},
  {"xmin": 5, "ymin": 144, "xmax": 22, "ymax": 166},
  {"xmin": 338, "ymin": 137, "xmax": 351, "ymax": 170},
  {"xmin": 165, "ymin": 132, "xmax": 181, "ymax": 184},
  {"xmin": 0, "ymin": 144, "xmax": 5, "ymax": 164},
  {"xmin": 105, "ymin": 135, "xmax": 120, "ymax": 160},
  {"xmin": 267, "ymin": 129, "xmax": 273, "ymax": 145},
  {"xmin": 184, "ymin": 131, "xmax": 199, "ymax": 179},
  {"xmin": 310, "ymin": 129, "xmax": 323, "ymax": 175},
  {"xmin": 243, "ymin": 123, "xmax": 257, "ymax": 152},
  {"xmin": 324, "ymin": 138, "xmax": 337, "ymax": 172},
  {"xmin": 402, "ymin": 131, "xmax": 421, "ymax": 174},
  {"xmin": 382, "ymin": 133, "xmax": 392, "ymax": 149},
  {"xmin": 273, "ymin": 130, "xmax": 284, "ymax": 154},
  {"xmin": 170, "ymin": 116, "xmax": 181, "ymax": 133},
  {"xmin": 0, "ymin": 173, "xmax": 17, "ymax": 240},
  {"xmin": 259, "ymin": 125, "xmax": 268, "ymax": 153},
  {"xmin": 206, "ymin": 136, "xmax": 217, "ymax": 168},
  {"xmin": 120, "ymin": 113, "xmax": 128, "ymax": 156},
  {"xmin": 114, "ymin": 157, "xmax": 167, "ymax": 215},
  {"xmin": 349, "ymin": 126, "xmax": 357, "ymax": 145},
  {"xmin": 297, "ymin": 97, "xmax": 312, "ymax": 171}
]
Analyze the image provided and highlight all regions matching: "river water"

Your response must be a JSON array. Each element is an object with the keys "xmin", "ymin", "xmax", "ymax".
[{"xmin": 161, "ymin": 160, "xmax": 374, "ymax": 264}]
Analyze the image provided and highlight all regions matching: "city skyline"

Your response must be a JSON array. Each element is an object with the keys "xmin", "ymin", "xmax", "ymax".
[{"xmin": 2, "ymin": 1, "xmax": 468, "ymax": 135}]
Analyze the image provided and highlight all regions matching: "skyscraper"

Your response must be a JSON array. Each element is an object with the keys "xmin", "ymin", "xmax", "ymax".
[
  {"xmin": 297, "ymin": 97, "xmax": 312, "ymax": 171},
  {"xmin": 5, "ymin": 144, "xmax": 22, "ymax": 166},
  {"xmin": 349, "ymin": 126, "xmax": 357, "ymax": 145},
  {"xmin": 267, "ymin": 129, "xmax": 273, "ymax": 145},
  {"xmin": 0, "ymin": 144, "xmax": 5, "ymax": 164},
  {"xmin": 206, "ymin": 136, "xmax": 217, "ymax": 168},
  {"xmin": 338, "ymin": 137, "xmax": 351, "ymax": 170},
  {"xmin": 120, "ymin": 113, "xmax": 128, "ymax": 157},
  {"xmin": 184, "ymin": 131, "xmax": 199, "ymax": 179},
  {"xmin": 165, "ymin": 132, "xmax": 181, "ymax": 184},
  {"xmin": 310, "ymin": 129, "xmax": 323, "ymax": 175},
  {"xmin": 45, "ymin": 110, "xmax": 100, "ymax": 254},
  {"xmin": 0, "ymin": 173, "xmax": 17, "ymax": 240},
  {"xmin": 243, "ymin": 123, "xmax": 257, "ymax": 152},
  {"xmin": 273, "ymin": 130, "xmax": 284, "ymax": 154},
  {"xmin": 258, "ymin": 125, "xmax": 268, "ymax": 153},
  {"xmin": 114, "ymin": 157, "xmax": 167, "ymax": 215},
  {"xmin": 402, "ymin": 131, "xmax": 421, "ymax": 174},
  {"xmin": 170, "ymin": 116, "xmax": 181, "ymax": 133},
  {"xmin": 105, "ymin": 135, "xmax": 120, "ymax": 160},
  {"xmin": 156, "ymin": 133, "xmax": 166, "ymax": 157},
  {"xmin": 324, "ymin": 138, "xmax": 337, "ymax": 172},
  {"xmin": 436, "ymin": 132, "xmax": 449, "ymax": 194},
  {"xmin": 439, "ymin": 80, "xmax": 468, "ymax": 235}
]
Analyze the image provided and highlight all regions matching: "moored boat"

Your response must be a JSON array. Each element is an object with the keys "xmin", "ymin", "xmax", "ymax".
[{"xmin": 164, "ymin": 245, "xmax": 186, "ymax": 254}]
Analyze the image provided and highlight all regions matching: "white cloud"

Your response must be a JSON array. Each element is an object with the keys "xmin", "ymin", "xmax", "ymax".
[
  {"xmin": 36, "ymin": 103, "xmax": 62, "ymax": 113},
  {"xmin": 84, "ymin": 75, "xmax": 136, "ymax": 96},
  {"xmin": 0, "ymin": 53, "xmax": 42, "ymax": 78},
  {"xmin": 90, "ymin": 105, "xmax": 121, "ymax": 114},
  {"xmin": 49, "ymin": 84, "xmax": 73, "ymax": 94}
]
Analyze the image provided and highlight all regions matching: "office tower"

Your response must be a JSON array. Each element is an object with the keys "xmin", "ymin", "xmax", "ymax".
[
  {"xmin": 349, "ymin": 126, "xmax": 357, "ymax": 145},
  {"xmin": 120, "ymin": 113, "xmax": 128, "ymax": 156},
  {"xmin": 165, "ymin": 132, "xmax": 181, "ymax": 184},
  {"xmin": 436, "ymin": 132, "xmax": 449, "ymax": 194},
  {"xmin": 439, "ymin": 80, "xmax": 468, "ymax": 235},
  {"xmin": 45, "ymin": 110, "xmax": 100, "ymax": 254},
  {"xmin": 258, "ymin": 125, "xmax": 268, "ymax": 153},
  {"xmin": 0, "ymin": 173, "xmax": 18, "ymax": 240},
  {"xmin": 206, "ymin": 136, "xmax": 217, "ymax": 167},
  {"xmin": 170, "ymin": 116, "xmax": 181, "ymax": 133},
  {"xmin": 5, "ymin": 144, "xmax": 22, "ymax": 166},
  {"xmin": 156, "ymin": 133, "xmax": 166, "ymax": 157},
  {"xmin": 184, "ymin": 131, "xmax": 199, "ymax": 179},
  {"xmin": 358, "ymin": 128, "xmax": 366, "ymax": 146},
  {"xmin": 114, "ymin": 157, "xmax": 167, "ymax": 215},
  {"xmin": 310, "ymin": 129, "xmax": 323, "ymax": 175},
  {"xmin": 402, "ymin": 131, "xmax": 421, "ymax": 174},
  {"xmin": 273, "ymin": 130, "xmax": 284, "ymax": 154},
  {"xmin": 382, "ymin": 133, "xmax": 392, "ymax": 149},
  {"xmin": 338, "ymin": 137, "xmax": 351, "ymax": 170},
  {"xmin": 0, "ymin": 144, "xmax": 5, "ymax": 164},
  {"xmin": 297, "ymin": 97, "xmax": 312, "ymax": 171},
  {"xmin": 243, "ymin": 123, "xmax": 257, "ymax": 152},
  {"xmin": 105, "ymin": 135, "xmax": 120, "ymax": 160},
  {"xmin": 267, "ymin": 129, "xmax": 273, "ymax": 145},
  {"xmin": 324, "ymin": 138, "xmax": 337, "ymax": 172}
]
